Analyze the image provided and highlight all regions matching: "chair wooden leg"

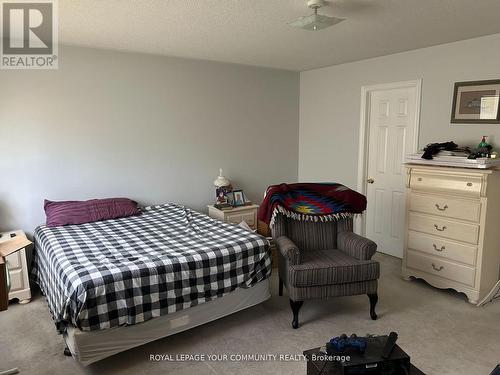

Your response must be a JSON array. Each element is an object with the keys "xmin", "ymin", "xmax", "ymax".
[
  {"xmin": 278, "ymin": 278, "xmax": 283, "ymax": 296},
  {"xmin": 290, "ymin": 299, "xmax": 303, "ymax": 329},
  {"xmin": 368, "ymin": 293, "xmax": 378, "ymax": 320}
]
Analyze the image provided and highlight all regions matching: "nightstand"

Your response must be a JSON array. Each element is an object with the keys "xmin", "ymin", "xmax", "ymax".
[
  {"xmin": 207, "ymin": 204, "xmax": 259, "ymax": 230},
  {"xmin": 0, "ymin": 230, "xmax": 31, "ymax": 304}
]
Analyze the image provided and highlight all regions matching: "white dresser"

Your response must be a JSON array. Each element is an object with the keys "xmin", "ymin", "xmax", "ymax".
[
  {"xmin": 0, "ymin": 230, "xmax": 31, "ymax": 303},
  {"xmin": 402, "ymin": 165, "xmax": 500, "ymax": 304}
]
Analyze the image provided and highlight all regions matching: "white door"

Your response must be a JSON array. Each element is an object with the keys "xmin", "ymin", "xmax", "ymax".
[{"xmin": 364, "ymin": 85, "xmax": 419, "ymax": 258}]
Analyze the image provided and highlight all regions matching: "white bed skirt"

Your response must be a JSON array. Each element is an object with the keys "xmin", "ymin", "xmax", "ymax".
[{"xmin": 64, "ymin": 279, "xmax": 271, "ymax": 366}]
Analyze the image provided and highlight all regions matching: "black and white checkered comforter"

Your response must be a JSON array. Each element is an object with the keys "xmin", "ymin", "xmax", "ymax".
[{"xmin": 32, "ymin": 204, "xmax": 271, "ymax": 332}]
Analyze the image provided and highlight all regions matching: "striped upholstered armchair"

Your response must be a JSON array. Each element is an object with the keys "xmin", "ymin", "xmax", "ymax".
[{"xmin": 272, "ymin": 213, "xmax": 380, "ymax": 329}]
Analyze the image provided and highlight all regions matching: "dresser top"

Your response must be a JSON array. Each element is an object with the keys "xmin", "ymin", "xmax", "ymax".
[
  {"xmin": 405, "ymin": 163, "xmax": 497, "ymax": 174},
  {"xmin": 208, "ymin": 203, "xmax": 259, "ymax": 213}
]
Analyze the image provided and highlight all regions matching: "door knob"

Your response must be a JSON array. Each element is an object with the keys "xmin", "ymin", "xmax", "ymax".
[{"xmin": 367, "ymin": 178, "xmax": 375, "ymax": 184}]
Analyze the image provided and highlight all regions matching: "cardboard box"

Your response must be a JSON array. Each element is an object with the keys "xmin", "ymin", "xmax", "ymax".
[{"xmin": 0, "ymin": 234, "xmax": 32, "ymax": 258}]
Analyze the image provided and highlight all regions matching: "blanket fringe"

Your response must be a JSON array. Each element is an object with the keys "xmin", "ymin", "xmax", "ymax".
[{"xmin": 269, "ymin": 205, "xmax": 355, "ymax": 229}]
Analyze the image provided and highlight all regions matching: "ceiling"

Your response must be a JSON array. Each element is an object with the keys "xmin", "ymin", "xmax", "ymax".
[{"xmin": 60, "ymin": 0, "xmax": 500, "ymax": 71}]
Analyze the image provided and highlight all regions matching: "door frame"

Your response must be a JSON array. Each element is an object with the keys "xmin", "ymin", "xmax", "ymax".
[{"xmin": 354, "ymin": 79, "xmax": 422, "ymax": 235}]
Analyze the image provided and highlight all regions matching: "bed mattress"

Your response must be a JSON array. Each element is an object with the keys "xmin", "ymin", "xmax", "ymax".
[
  {"xmin": 65, "ymin": 278, "xmax": 270, "ymax": 365},
  {"xmin": 32, "ymin": 203, "xmax": 271, "ymax": 332}
]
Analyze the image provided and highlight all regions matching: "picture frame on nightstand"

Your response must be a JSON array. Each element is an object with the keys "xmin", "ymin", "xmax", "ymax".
[{"xmin": 232, "ymin": 190, "xmax": 246, "ymax": 207}]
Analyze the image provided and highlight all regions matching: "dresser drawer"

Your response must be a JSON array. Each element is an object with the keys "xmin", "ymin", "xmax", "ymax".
[
  {"xmin": 208, "ymin": 205, "xmax": 259, "ymax": 230},
  {"xmin": 8, "ymin": 268, "xmax": 25, "ymax": 292},
  {"xmin": 225, "ymin": 211, "xmax": 256, "ymax": 228},
  {"xmin": 408, "ymin": 212, "xmax": 479, "ymax": 245},
  {"xmin": 410, "ymin": 171, "xmax": 482, "ymax": 197},
  {"xmin": 406, "ymin": 250, "xmax": 476, "ymax": 287},
  {"xmin": 5, "ymin": 251, "xmax": 22, "ymax": 269},
  {"xmin": 407, "ymin": 230, "xmax": 477, "ymax": 266},
  {"xmin": 409, "ymin": 193, "xmax": 481, "ymax": 222}
]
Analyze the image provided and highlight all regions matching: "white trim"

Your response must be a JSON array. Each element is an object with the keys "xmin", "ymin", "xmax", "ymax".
[{"xmin": 354, "ymin": 79, "xmax": 422, "ymax": 235}]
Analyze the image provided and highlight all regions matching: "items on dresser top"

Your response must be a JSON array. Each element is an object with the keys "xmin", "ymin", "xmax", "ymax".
[
  {"xmin": 406, "ymin": 153, "xmax": 500, "ymax": 169},
  {"xmin": 0, "ymin": 230, "xmax": 32, "ymax": 310},
  {"xmin": 407, "ymin": 138, "xmax": 500, "ymax": 168},
  {"xmin": 208, "ymin": 203, "xmax": 259, "ymax": 230},
  {"xmin": 421, "ymin": 141, "xmax": 460, "ymax": 160},
  {"xmin": 469, "ymin": 136, "xmax": 493, "ymax": 159},
  {"xmin": 402, "ymin": 165, "xmax": 500, "ymax": 305}
]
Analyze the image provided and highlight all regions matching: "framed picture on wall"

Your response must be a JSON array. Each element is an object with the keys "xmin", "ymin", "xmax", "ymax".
[{"xmin": 451, "ymin": 79, "xmax": 500, "ymax": 124}]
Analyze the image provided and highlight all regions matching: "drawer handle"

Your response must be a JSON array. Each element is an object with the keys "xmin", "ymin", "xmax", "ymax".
[
  {"xmin": 434, "ymin": 224, "xmax": 446, "ymax": 232},
  {"xmin": 466, "ymin": 182, "xmax": 473, "ymax": 187},
  {"xmin": 433, "ymin": 244, "xmax": 445, "ymax": 252},
  {"xmin": 432, "ymin": 263, "xmax": 444, "ymax": 272},
  {"xmin": 435, "ymin": 204, "xmax": 448, "ymax": 211}
]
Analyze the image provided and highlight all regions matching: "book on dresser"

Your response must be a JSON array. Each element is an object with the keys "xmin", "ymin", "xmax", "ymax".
[{"xmin": 402, "ymin": 164, "xmax": 500, "ymax": 305}]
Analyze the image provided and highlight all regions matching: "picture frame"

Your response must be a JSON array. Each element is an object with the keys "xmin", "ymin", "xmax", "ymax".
[
  {"xmin": 215, "ymin": 186, "xmax": 232, "ymax": 205},
  {"xmin": 231, "ymin": 189, "xmax": 246, "ymax": 207},
  {"xmin": 451, "ymin": 79, "xmax": 500, "ymax": 124}
]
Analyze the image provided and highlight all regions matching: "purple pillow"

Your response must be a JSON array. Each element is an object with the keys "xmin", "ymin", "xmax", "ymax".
[{"xmin": 44, "ymin": 198, "xmax": 141, "ymax": 227}]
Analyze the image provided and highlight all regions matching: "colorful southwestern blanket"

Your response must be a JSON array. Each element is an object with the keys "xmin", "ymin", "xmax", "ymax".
[{"xmin": 258, "ymin": 183, "xmax": 367, "ymax": 227}]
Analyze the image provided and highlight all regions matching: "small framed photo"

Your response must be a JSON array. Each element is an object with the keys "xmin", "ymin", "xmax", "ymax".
[
  {"xmin": 215, "ymin": 186, "xmax": 231, "ymax": 205},
  {"xmin": 451, "ymin": 80, "xmax": 500, "ymax": 124},
  {"xmin": 231, "ymin": 190, "xmax": 246, "ymax": 207}
]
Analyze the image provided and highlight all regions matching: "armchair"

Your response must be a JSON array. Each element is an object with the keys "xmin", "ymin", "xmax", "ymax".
[{"xmin": 273, "ymin": 213, "xmax": 380, "ymax": 328}]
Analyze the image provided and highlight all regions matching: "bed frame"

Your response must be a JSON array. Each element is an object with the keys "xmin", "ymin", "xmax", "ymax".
[{"xmin": 63, "ymin": 279, "xmax": 271, "ymax": 366}]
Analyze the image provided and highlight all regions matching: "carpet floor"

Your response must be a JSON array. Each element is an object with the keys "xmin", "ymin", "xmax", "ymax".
[{"xmin": 1, "ymin": 253, "xmax": 499, "ymax": 375}]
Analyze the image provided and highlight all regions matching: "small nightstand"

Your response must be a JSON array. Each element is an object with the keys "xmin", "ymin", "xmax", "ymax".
[
  {"xmin": 0, "ymin": 230, "xmax": 31, "ymax": 304},
  {"xmin": 207, "ymin": 204, "xmax": 259, "ymax": 230}
]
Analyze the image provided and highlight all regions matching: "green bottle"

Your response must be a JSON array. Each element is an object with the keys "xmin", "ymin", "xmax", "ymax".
[
  {"xmin": 478, "ymin": 136, "xmax": 491, "ymax": 157},
  {"xmin": 478, "ymin": 136, "xmax": 489, "ymax": 149}
]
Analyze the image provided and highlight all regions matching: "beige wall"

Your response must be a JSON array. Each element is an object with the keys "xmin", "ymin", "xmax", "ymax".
[
  {"xmin": 299, "ymin": 33, "xmax": 500, "ymax": 188},
  {"xmin": 0, "ymin": 46, "xmax": 299, "ymax": 233}
]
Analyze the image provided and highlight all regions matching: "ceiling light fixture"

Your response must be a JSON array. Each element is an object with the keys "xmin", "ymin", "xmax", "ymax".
[{"xmin": 288, "ymin": 0, "xmax": 345, "ymax": 31}]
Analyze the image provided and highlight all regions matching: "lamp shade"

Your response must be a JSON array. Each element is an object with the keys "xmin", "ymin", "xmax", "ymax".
[{"xmin": 213, "ymin": 168, "xmax": 230, "ymax": 187}]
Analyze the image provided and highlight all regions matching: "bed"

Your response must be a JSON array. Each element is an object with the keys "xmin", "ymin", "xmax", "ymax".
[{"xmin": 32, "ymin": 203, "xmax": 272, "ymax": 365}]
